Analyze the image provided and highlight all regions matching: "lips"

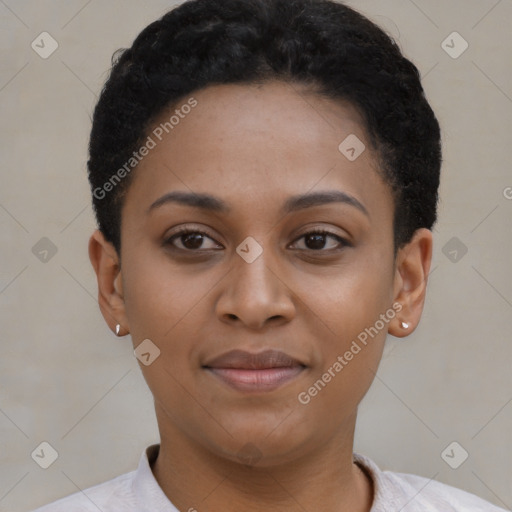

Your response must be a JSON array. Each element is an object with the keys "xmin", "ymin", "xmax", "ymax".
[
  {"xmin": 204, "ymin": 349, "xmax": 304, "ymax": 370},
  {"xmin": 203, "ymin": 349, "xmax": 306, "ymax": 392}
]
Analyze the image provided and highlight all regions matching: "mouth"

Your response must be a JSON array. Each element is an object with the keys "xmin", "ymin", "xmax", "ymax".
[{"xmin": 202, "ymin": 349, "xmax": 307, "ymax": 393}]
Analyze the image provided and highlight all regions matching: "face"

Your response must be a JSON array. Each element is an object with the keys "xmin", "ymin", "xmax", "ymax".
[{"xmin": 90, "ymin": 81, "xmax": 431, "ymax": 467}]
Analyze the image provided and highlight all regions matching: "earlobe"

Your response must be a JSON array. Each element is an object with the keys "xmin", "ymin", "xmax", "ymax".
[
  {"xmin": 389, "ymin": 228, "xmax": 433, "ymax": 338},
  {"xmin": 88, "ymin": 229, "xmax": 129, "ymax": 335}
]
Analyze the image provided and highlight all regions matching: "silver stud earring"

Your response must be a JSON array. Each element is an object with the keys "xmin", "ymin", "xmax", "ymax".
[
  {"xmin": 401, "ymin": 321, "xmax": 410, "ymax": 329},
  {"xmin": 115, "ymin": 324, "xmax": 121, "ymax": 336}
]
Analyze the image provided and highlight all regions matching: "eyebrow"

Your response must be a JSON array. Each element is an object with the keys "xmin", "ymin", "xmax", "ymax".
[{"xmin": 147, "ymin": 190, "xmax": 369, "ymax": 217}]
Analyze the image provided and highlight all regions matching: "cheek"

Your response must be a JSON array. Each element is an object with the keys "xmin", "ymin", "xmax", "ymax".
[
  {"xmin": 301, "ymin": 251, "xmax": 394, "ymax": 342},
  {"xmin": 122, "ymin": 262, "xmax": 210, "ymax": 428},
  {"xmin": 297, "ymin": 255, "xmax": 394, "ymax": 402},
  {"xmin": 121, "ymin": 254, "xmax": 223, "ymax": 394},
  {"xmin": 297, "ymin": 273, "xmax": 392, "ymax": 417},
  {"xmin": 122, "ymin": 249, "xmax": 221, "ymax": 341}
]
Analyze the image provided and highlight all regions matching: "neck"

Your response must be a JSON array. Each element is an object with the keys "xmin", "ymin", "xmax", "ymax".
[{"xmin": 151, "ymin": 403, "xmax": 374, "ymax": 512}]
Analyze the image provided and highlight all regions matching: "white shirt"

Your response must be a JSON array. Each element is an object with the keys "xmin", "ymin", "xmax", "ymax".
[{"xmin": 31, "ymin": 444, "xmax": 507, "ymax": 511}]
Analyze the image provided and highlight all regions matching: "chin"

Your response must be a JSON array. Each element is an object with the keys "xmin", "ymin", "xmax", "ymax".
[{"xmin": 205, "ymin": 418, "xmax": 314, "ymax": 468}]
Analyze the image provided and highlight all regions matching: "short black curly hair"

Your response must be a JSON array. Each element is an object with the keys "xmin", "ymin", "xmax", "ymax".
[{"xmin": 88, "ymin": 0, "xmax": 441, "ymax": 257}]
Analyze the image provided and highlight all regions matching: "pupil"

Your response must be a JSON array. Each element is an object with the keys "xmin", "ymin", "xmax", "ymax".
[
  {"xmin": 183, "ymin": 233, "xmax": 203, "ymax": 249},
  {"xmin": 306, "ymin": 234, "xmax": 326, "ymax": 250}
]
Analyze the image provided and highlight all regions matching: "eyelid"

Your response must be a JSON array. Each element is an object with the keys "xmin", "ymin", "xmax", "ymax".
[{"xmin": 289, "ymin": 229, "xmax": 351, "ymax": 250}]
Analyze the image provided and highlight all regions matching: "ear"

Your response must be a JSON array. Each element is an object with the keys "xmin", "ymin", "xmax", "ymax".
[
  {"xmin": 88, "ymin": 229, "xmax": 129, "ymax": 336},
  {"xmin": 389, "ymin": 228, "xmax": 433, "ymax": 338}
]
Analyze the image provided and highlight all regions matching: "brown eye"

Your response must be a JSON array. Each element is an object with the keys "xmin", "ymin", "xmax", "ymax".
[
  {"xmin": 165, "ymin": 229, "xmax": 222, "ymax": 251},
  {"xmin": 291, "ymin": 230, "xmax": 349, "ymax": 251}
]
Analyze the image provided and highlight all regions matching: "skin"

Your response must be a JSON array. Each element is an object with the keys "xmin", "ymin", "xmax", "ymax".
[{"xmin": 89, "ymin": 81, "xmax": 433, "ymax": 512}]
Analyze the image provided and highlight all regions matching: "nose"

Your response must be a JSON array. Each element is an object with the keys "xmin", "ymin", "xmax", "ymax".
[{"xmin": 215, "ymin": 246, "xmax": 296, "ymax": 331}]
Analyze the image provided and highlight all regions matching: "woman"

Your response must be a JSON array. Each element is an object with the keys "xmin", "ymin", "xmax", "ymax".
[{"xmin": 33, "ymin": 0, "xmax": 507, "ymax": 510}]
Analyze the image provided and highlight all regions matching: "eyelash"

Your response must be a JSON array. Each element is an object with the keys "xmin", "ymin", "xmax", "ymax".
[{"xmin": 164, "ymin": 227, "xmax": 350, "ymax": 253}]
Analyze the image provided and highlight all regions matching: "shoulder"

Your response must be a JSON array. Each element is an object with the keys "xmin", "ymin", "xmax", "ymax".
[
  {"xmin": 385, "ymin": 470, "xmax": 507, "ymax": 511},
  {"xmin": 30, "ymin": 470, "xmax": 137, "ymax": 512},
  {"xmin": 354, "ymin": 453, "xmax": 508, "ymax": 512}
]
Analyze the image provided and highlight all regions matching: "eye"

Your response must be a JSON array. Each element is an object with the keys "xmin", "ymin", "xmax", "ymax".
[
  {"xmin": 164, "ymin": 227, "xmax": 350, "ymax": 253},
  {"xmin": 164, "ymin": 228, "xmax": 223, "ymax": 251},
  {"xmin": 290, "ymin": 230, "xmax": 350, "ymax": 251}
]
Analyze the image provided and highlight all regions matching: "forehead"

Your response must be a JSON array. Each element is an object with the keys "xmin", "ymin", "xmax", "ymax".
[{"xmin": 122, "ymin": 81, "xmax": 393, "ymax": 224}]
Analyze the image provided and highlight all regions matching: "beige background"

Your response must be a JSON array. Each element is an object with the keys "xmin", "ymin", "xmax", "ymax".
[{"xmin": 0, "ymin": 1, "xmax": 511, "ymax": 511}]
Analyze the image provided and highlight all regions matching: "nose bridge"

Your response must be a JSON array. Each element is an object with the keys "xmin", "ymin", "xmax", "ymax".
[
  {"xmin": 234, "ymin": 237, "xmax": 280, "ymax": 303},
  {"xmin": 216, "ymin": 235, "xmax": 295, "ymax": 328},
  {"xmin": 236, "ymin": 240, "xmax": 275, "ymax": 291}
]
